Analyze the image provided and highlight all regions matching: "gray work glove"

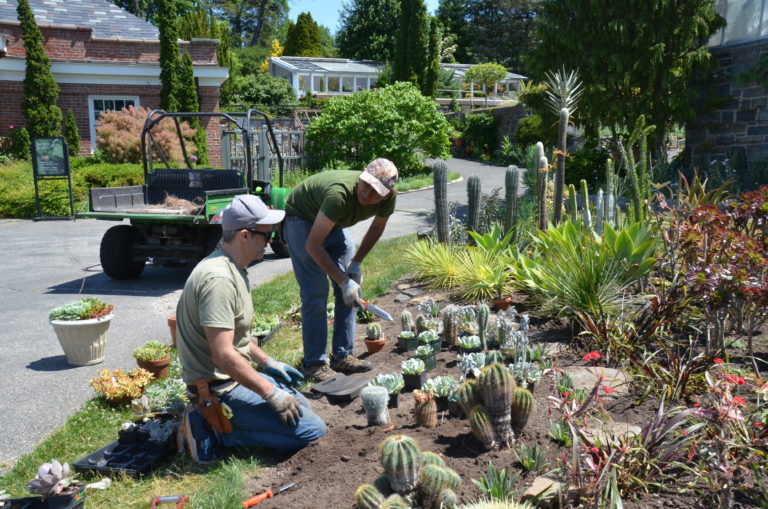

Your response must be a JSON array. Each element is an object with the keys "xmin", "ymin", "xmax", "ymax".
[
  {"xmin": 346, "ymin": 260, "xmax": 363, "ymax": 285},
  {"xmin": 341, "ymin": 278, "xmax": 361, "ymax": 307},
  {"xmin": 259, "ymin": 357, "xmax": 304, "ymax": 386},
  {"xmin": 264, "ymin": 387, "xmax": 303, "ymax": 426}
]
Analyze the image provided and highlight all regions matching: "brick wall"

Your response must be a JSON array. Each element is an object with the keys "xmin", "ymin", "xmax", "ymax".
[{"xmin": 686, "ymin": 39, "xmax": 768, "ymax": 188}]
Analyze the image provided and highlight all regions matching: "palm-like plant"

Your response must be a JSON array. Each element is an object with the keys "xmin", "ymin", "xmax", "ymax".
[
  {"xmin": 542, "ymin": 66, "xmax": 584, "ymax": 116},
  {"xmin": 406, "ymin": 240, "xmax": 464, "ymax": 289}
]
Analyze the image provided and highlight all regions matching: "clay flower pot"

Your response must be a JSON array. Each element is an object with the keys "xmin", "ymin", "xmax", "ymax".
[
  {"xmin": 491, "ymin": 296, "xmax": 513, "ymax": 311},
  {"xmin": 137, "ymin": 356, "xmax": 171, "ymax": 379},
  {"xmin": 365, "ymin": 338, "xmax": 386, "ymax": 354},
  {"xmin": 167, "ymin": 316, "xmax": 177, "ymax": 347}
]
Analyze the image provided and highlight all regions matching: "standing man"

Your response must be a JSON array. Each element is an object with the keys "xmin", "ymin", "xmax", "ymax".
[
  {"xmin": 283, "ymin": 158, "xmax": 399, "ymax": 381},
  {"xmin": 176, "ymin": 195, "xmax": 326, "ymax": 464}
]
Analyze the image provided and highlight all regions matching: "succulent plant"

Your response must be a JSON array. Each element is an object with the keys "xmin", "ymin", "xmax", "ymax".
[
  {"xmin": 421, "ymin": 375, "xmax": 455, "ymax": 399},
  {"xmin": 418, "ymin": 329, "xmax": 440, "ymax": 344},
  {"xmin": 421, "ymin": 451, "xmax": 446, "ymax": 468},
  {"xmin": 457, "ymin": 351, "xmax": 486, "ymax": 377},
  {"xmin": 469, "ymin": 406, "xmax": 498, "ymax": 450},
  {"xmin": 369, "ymin": 372, "xmax": 405, "ymax": 395},
  {"xmin": 477, "ymin": 363, "xmax": 517, "ymax": 447},
  {"xmin": 442, "ymin": 308, "xmax": 459, "ymax": 347},
  {"xmin": 580, "ymin": 179, "xmax": 592, "ymax": 230},
  {"xmin": 380, "ymin": 435, "xmax": 422, "ymax": 493},
  {"xmin": 417, "ymin": 298, "xmax": 442, "ymax": 318},
  {"xmin": 467, "ymin": 175, "xmax": 482, "ymax": 235},
  {"xmin": 456, "ymin": 379, "xmax": 480, "ymax": 417},
  {"xmin": 508, "ymin": 360, "xmax": 542, "ymax": 390},
  {"xmin": 355, "ymin": 483, "xmax": 384, "ymax": 509},
  {"xmin": 366, "ymin": 323, "xmax": 383, "ymax": 341},
  {"xmin": 27, "ymin": 460, "xmax": 78, "ymax": 498},
  {"xmin": 141, "ymin": 418, "xmax": 175, "ymax": 442},
  {"xmin": 504, "ymin": 166, "xmax": 520, "ymax": 237},
  {"xmin": 484, "ymin": 350, "xmax": 504, "ymax": 365},
  {"xmin": 434, "ymin": 160, "xmax": 450, "ymax": 243},
  {"xmin": 401, "ymin": 311, "xmax": 415, "ymax": 334},
  {"xmin": 414, "ymin": 345, "xmax": 435, "ymax": 358},
  {"xmin": 420, "ymin": 464, "xmax": 461, "ymax": 509},
  {"xmin": 476, "ymin": 304, "xmax": 490, "ymax": 350},
  {"xmin": 457, "ymin": 335, "xmax": 481, "ymax": 351},
  {"xmin": 413, "ymin": 389, "xmax": 438, "ymax": 428},
  {"xmin": 438, "ymin": 488, "xmax": 458, "ymax": 509},
  {"xmin": 510, "ymin": 387, "xmax": 535, "ymax": 434},
  {"xmin": 402, "ymin": 358, "xmax": 425, "ymax": 375},
  {"xmin": 416, "ymin": 314, "xmax": 427, "ymax": 334},
  {"xmin": 362, "ymin": 386, "xmax": 390, "ymax": 426},
  {"xmin": 380, "ymin": 494, "xmax": 409, "ymax": 509},
  {"xmin": 398, "ymin": 330, "xmax": 415, "ymax": 339}
]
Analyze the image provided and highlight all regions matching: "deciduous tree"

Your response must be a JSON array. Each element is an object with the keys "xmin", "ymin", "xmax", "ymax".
[{"xmin": 464, "ymin": 62, "xmax": 507, "ymax": 105}]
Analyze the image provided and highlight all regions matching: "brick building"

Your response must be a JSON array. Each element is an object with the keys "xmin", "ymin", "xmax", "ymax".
[{"xmin": 0, "ymin": 0, "xmax": 227, "ymax": 162}]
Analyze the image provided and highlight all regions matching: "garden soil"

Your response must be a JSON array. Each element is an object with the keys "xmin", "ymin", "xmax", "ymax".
[{"xmin": 244, "ymin": 277, "xmax": 767, "ymax": 509}]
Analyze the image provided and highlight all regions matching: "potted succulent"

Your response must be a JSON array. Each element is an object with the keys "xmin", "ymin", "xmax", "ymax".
[
  {"xmin": 457, "ymin": 335, "xmax": 482, "ymax": 353},
  {"xmin": 3, "ymin": 460, "xmax": 86, "ymax": 509},
  {"xmin": 133, "ymin": 340, "xmax": 172, "ymax": 379},
  {"xmin": 457, "ymin": 352, "xmax": 487, "ymax": 378},
  {"xmin": 412, "ymin": 345, "xmax": 437, "ymax": 372},
  {"xmin": 363, "ymin": 323, "xmax": 386, "ymax": 354},
  {"xmin": 397, "ymin": 330, "xmax": 418, "ymax": 352},
  {"xmin": 368, "ymin": 372, "xmax": 405, "ymax": 408},
  {"xmin": 119, "ymin": 395, "xmax": 178, "ymax": 446},
  {"xmin": 401, "ymin": 358, "xmax": 426, "ymax": 390},
  {"xmin": 418, "ymin": 329, "xmax": 442, "ymax": 353},
  {"xmin": 89, "ymin": 368, "xmax": 153, "ymax": 405},
  {"xmin": 48, "ymin": 297, "xmax": 114, "ymax": 366},
  {"xmin": 421, "ymin": 375, "xmax": 455, "ymax": 412}
]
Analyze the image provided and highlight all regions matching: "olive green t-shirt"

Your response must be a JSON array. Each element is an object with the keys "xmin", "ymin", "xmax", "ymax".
[
  {"xmin": 285, "ymin": 170, "xmax": 396, "ymax": 228},
  {"xmin": 176, "ymin": 251, "xmax": 253, "ymax": 385}
]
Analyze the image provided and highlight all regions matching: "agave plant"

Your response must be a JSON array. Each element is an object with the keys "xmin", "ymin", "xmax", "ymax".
[
  {"xmin": 542, "ymin": 66, "xmax": 583, "ymax": 116},
  {"xmin": 369, "ymin": 372, "xmax": 405, "ymax": 395},
  {"xmin": 417, "ymin": 297, "xmax": 442, "ymax": 318},
  {"xmin": 27, "ymin": 460, "xmax": 78, "ymax": 498}
]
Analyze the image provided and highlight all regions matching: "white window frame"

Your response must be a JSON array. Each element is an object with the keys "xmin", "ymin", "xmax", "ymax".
[{"xmin": 88, "ymin": 95, "xmax": 140, "ymax": 153}]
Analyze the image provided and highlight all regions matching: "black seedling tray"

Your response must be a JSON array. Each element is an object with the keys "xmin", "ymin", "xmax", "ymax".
[
  {"xmin": 73, "ymin": 439, "xmax": 174, "ymax": 477},
  {"xmin": 4, "ymin": 487, "xmax": 86, "ymax": 509}
]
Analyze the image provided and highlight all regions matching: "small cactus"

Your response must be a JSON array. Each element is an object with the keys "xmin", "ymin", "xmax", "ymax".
[
  {"xmin": 362, "ymin": 386, "xmax": 390, "ymax": 426},
  {"xmin": 467, "ymin": 175, "xmax": 482, "ymax": 236},
  {"xmin": 413, "ymin": 389, "xmax": 438, "ymax": 429},
  {"xmin": 380, "ymin": 494, "xmax": 409, "ymax": 509},
  {"xmin": 596, "ymin": 188, "xmax": 604, "ymax": 235},
  {"xmin": 355, "ymin": 483, "xmax": 385, "ymax": 509},
  {"xmin": 433, "ymin": 160, "xmax": 450, "ymax": 243},
  {"xmin": 537, "ymin": 153, "xmax": 549, "ymax": 231},
  {"xmin": 380, "ymin": 435, "xmax": 422, "ymax": 494},
  {"xmin": 420, "ymin": 464, "xmax": 461, "ymax": 509},
  {"xmin": 580, "ymin": 179, "xmax": 592, "ymax": 230},
  {"xmin": 456, "ymin": 379, "xmax": 479, "ymax": 417},
  {"xmin": 438, "ymin": 488, "xmax": 459, "ymax": 509},
  {"xmin": 442, "ymin": 309, "xmax": 459, "ymax": 348},
  {"xmin": 416, "ymin": 314, "xmax": 428, "ymax": 335},
  {"xmin": 567, "ymin": 183, "xmax": 578, "ymax": 222},
  {"xmin": 421, "ymin": 451, "xmax": 446, "ymax": 468},
  {"xmin": 469, "ymin": 405, "xmax": 497, "ymax": 450},
  {"xmin": 510, "ymin": 386, "xmax": 535, "ymax": 434},
  {"xmin": 476, "ymin": 304, "xmax": 490, "ymax": 351},
  {"xmin": 367, "ymin": 323, "xmax": 382, "ymax": 341},
  {"xmin": 485, "ymin": 350, "xmax": 504, "ymax": 365},
  {"xmin": 504, "ymin": 166, "xmax": 520, "ymax": 236},
  {"xmin": 606, "ymin": 158, "xmax": 616, "ymax": 226},
  {"xmin": 401, "ymin": 310, "xmax": 415, "ymax": 334}
]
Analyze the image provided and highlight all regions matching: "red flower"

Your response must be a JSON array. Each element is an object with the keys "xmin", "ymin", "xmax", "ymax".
[
  {"xmin": 693, "ymin": 403, "xmax": 701, "ymax": 408},
  {"xmin": 562, "ymin": 392, "xmax": 570, "ymax": 398},
  {"xmin": 590, "ymin": 446, "xmax": 599, "ymax": 453},
  {"xmin": 602, "ymin": 385, "xmax": 615, "ymax": 394},
  {"xmin": 732, "ymin": 396, "xmax": 747, "ymax": 406},
  {"xmin": 681, "ymin": 429, "xmax": 688, "ymax": 436},
  {"xmin": 754, "ymin": 422, "xmax": 764, "ymax": 428},
  {"xmin": 714, "ymin": 358, "xmax": 723, "ymax": 364},
  {"xmin": 725, "ymin": 373, "xmax": 746, "ymax": 385},
  {"xmin": 582, "ymin": 351, "xmax": 602, "ymax": 362}
]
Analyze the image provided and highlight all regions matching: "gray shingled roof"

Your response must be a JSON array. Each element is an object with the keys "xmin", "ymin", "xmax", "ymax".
[{"xmin": 0, "ymin": 0, "xmax": 159, "ymax": 40}]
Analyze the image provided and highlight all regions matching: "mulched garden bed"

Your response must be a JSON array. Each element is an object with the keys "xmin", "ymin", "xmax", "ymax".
[{"xmin": 245, "ymin": 276, "xmax": 767, "ymax": 508}]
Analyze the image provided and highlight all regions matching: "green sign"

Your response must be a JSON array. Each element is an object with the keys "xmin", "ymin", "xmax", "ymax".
[{"xmin": 32, "ymin": 137, "xmax": 69, "ymax": 178}]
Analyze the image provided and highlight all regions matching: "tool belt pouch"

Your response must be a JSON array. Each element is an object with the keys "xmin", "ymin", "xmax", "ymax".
[{"xmin": 193, "ymin": 379, "xmax": 233, "ymax": 434}]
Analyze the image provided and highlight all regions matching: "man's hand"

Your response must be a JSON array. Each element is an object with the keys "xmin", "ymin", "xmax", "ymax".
[
  {"xmin": 259, "ymin": 358, "xmax": 304, "ymax": 386},
  {"xmin": 341, "ymin": 278, "xmax": 361, "ymax": 307},
  {"xmin": 346, "ymin": 260, "xmax": 363, "ymax": 285},
  {"xmin": 264, "ymin": 387, "xmax": 303, "ymax": 426}
]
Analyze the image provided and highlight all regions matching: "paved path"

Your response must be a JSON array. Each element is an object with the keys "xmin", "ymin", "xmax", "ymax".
[{"xmin": 0, "ymin": 157, "xmax": 509, "ymax": 467}]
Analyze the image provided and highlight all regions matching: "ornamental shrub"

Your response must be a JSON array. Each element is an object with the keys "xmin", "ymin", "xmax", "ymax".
[
  {"xmin": 63, "ymin": 109, "xmax": 81, "ymax": 156},
  {"xmin": 96, "ymin": 105, "xmax": 196, "ymax": 164},
  {"xmin": 515, "ymin": 114, "xmax": 555, "ymax": 147},
  {"xmin": 566, "ymin": 146, "xmax": 609, "ymax": 191},
  {"xmin": 462, "ymin": 113, "xmax": 499, "ymax": 155},
  {"xmin": 8, "ymin": 126, "xmax": 31, "ymax": 160},
  {"xmin": 306, "ymin": 81, "xmax": 451, "ymax": 174},
  {"xmin": 221, "ymin": 72, "xmax": 296, "ymax": 110}
]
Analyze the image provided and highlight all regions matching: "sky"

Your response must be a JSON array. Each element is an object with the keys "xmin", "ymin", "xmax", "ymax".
[{"xmin": 287, "ymin": 0, "xmax": 441, "ymax": 35}]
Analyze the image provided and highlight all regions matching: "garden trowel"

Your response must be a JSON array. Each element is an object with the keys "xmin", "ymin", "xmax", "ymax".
[{"xmin": 357, "ymin": 297, "xmax": 393, "ymax": 321}]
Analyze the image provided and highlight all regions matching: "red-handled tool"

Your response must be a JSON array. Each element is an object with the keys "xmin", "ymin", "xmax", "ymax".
[
  {"xmin": 357, "ymin": 298, "xmax": 393, "ymax": 321},
  {"xmin": 242, "ymin": 482, "xmax": 296, "ymax": 508},
  {"xmin": 148, "ymin": 495, "xmax": 188, "ymax": 509}
]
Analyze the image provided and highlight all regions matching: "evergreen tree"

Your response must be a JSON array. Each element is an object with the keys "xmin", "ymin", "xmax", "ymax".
[
  {"xmin": 423, "ymin": 18, "xmax": 441, "ymax": 98},
  {"xmin": 436, "ymin": 0, "xmax": 470, "ymax": 63},
  {"xmin": 336, "ymin": 0, "xmax": 400, "ymax": 61},
  {"xmin": 158, "ymin": 0, "xmax": 181, "ymax": 111},
  {"xmin": 394, "ymin": 0, "xmax": 428, "ymax": 92},
  {"xmin": 283, "ymin": 12, "xmax": 322, "ymax": 57},
  {"xmin": 63, "ymin": 110, "xmax": 80, "ymax": 155},
  {"xmin": 177, "ymin": 52, "xmax": 208, "ymax": 165},
  {"xmin": 17, "ymin": 0, "xmax": 61, "ymax": 137}
]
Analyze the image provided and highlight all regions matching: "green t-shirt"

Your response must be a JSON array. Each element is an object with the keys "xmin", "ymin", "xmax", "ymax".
[
  {"xmin": 176, "ymin": 251, "xmax": 253, "ymax": 385},
  {"xmin": 285, "ymin": 170, "xmax": 396, "ymax": 228}
]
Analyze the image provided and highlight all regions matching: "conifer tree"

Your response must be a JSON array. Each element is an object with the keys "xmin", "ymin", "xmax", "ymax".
[
  {"xmin": 423, "ymin": 17, "xmax": 441, "ymax": 98},
  {"xmin": 394, "ymin": 0, "xmax": 428, "ymax": 92},
  {"xmin": 157, "ymin": 0, "xmax": 180, "ymax": 111},
  {"xmin": 283, "ymin": 12, "xmax": 322, "ymax": 57},
  {"xmin": 63, "ymin": 109, "xmax": 80, "ymax": 155},
  {"xmin": 17, "ymin": 0, "xmax": 61, "ymax": 137},
  {"xmin": 177, "ymin": 52, "xmax": 208, "ymax": 165}
]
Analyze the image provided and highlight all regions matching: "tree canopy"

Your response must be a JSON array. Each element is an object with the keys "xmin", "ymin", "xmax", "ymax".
[
  {"xmin": 336, "ymin": 0, "xmax": 400, "ymax": 61},
  {"xmin": 283, "ymin": 12, "xmax": 322, "ymax": 56},
  {"xmin": 464, "ymin": 62, "xmax": 507, "ymax": 105},
  {"xmin": 394, "ymin": 0, "xmax": 429, "ymax": 90}
]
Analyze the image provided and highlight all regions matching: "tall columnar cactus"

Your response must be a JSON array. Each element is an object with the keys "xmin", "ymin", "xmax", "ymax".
[
  {"xmin": 510, "ymin": 386, "xmax": 535, "ymax": 433},
  {"xmin": 420, "ymin": 464, "xmax": 461, "ymax": 509},
  {"xmin": 416, "ymin": 314, "xmax": 427, "ymax": 335},
  {"xmin": 537, "ymin": 154, "xmax": 549, "ymax": 231},
  {"xmin": 355, "ymin": 483, "xmax": 385, "ymax": 509},
  {"xmin": 553, "ymin": 107, "xmax": 569, "ymax": 224},
  {"xmin": 504, "ymin": 166, "xmax": 521, "ymax": 236},
  {"xmin": 580, "ymin": 179, "xmax": 592, "ymax": 230},
  {"xmin": 456, "ymin": 379, "xmax": 479, "ymax": 417},
  {"xmin": 605, "ymin": 158, "xmax": 616, "ymax": 227},
  {"xmin": 467, "ymin": 175, "xmax": 482, "ymax": 236},
  {"xmin": 413, "ymin": 389, "xmax": 438, "ymax": 429},
  {"xmin": 469, "ymin": 405, "xmax": 497, "ymax": 450},
  {"xmin": 367, "ymin": 323, "xmax": 382, "ymax": 341},
  {"xmin": 380, "ymin": 435, "xmax": 422, "ymax": 493},
  {"xmin": 433, "ymin": 160, "xmax": 450, "ymax": 243},
  {"xmin": 567, "ymin": 183, "xmax": 578, "ymax": 222},
  {"xmin": 362, "ymin": 386, "xmax": 390, "ymax": 426},
  {"xmin": 477, "ymin": 363, "xmax": 516, "ymax": 447},
  {"xmin": 442, "ymin": 309, "xmax": 459, "ymax": 348},
  {"xmin": 476, "ymin": 303, "xmax": 490, "ymax": 351},
  {"xmin": 401, "ymin": 310, "xmax": 415, "ymax": 334},
  {"xmin": 596, "ymin": 189, "xmax": 605, "ymax": 235}
]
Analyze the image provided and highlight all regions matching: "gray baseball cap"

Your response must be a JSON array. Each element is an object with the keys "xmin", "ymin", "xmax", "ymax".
[{"xmin": 221, "ymin": 195, "xmax": 285, "ymax": 232}]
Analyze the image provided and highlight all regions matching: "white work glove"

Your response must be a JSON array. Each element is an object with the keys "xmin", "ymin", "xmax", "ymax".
[
  {"xmin": 259, "ymin": 357, "xmax": 304, "ymax": 386},
  {"xmin": 346, "ymin": 260, "xmax": 363, "ymax": 285},
  {"xmin": 341, "ymin": 278, "xmax": 361, "ymax": 308},
  {"xmin": 264, "ymin": 387, "xmax": 303, "ymax": 426}
]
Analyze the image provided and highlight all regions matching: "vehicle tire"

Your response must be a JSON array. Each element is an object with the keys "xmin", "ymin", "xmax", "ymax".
[
  {"xmin": 271, "ymin": 223, "xmax": 290, "ymax": 258},
  {"xmin": 100, "ymin": 225, "xmax": 146, "ymax": 280}
]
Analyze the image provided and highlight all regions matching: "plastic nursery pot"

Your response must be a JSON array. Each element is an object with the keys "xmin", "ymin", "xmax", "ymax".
[
  {"xmin": 388, "ymin": 392, "xmax": 400, "ymax": 409},
  {"xmin": 137, "ymin": 355, "xmax": 172, "ymax": 379},
  {"xmin": 5, "ymin": 485, "xmax": 86, "ymax": 509},
  {"xmin": 364, "ymin": 338, "xmax": 386, "ymax": 354},
  {"xmin": 416, "ymin": 354, "xmax": 437, "ymax": 372},
  {"xmin": 167, "ymin": 316, "xmax": 177, "ymax": 347},
  {"xmin": 398, "ymin": 336, "xmax": 418, "ymax": 352},
  {"xmin": 428, "ymin": 339, "xmax": 443, "ymax": 352},
  {"xmin": 50, "ymin": 315, "xmax": 113, "ymax": 366},
  {"xmin": 403, "ymin": 372, "xmax": 427, "ymax": 391},
  {"xmin": 459, "ymin": 346, "xmax": 482, "ymax": 354},
  {"xmin": 447, "ymin": 399, "xmax": 463, "ymax": 418},
  {"xmin": 437, "ymin": 397, "xmax": 450, "ymax": 413}
]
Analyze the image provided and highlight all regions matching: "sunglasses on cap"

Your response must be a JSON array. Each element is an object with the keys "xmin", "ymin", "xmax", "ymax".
[{"xmin": 246, "ymin": 228, "xmax": 275, "ymax": 241}]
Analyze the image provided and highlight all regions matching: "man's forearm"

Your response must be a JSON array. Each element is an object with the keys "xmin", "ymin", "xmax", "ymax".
[
  {"xmin": 307, "ymin": 242, "xmax": 347, "ymax": 284},
  {"xmin": 211, "ymin": 345, "xmax": 273, "ymax": 397}
]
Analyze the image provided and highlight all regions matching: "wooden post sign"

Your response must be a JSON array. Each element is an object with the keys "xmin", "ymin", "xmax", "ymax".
[{"xmin": 31, "ymin": 137, "xmax": 74, "ymax": 220}]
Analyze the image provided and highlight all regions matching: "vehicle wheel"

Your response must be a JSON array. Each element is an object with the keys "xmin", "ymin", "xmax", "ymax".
[
  {"xmin": 100, "ymin": 225, "xmax": 146, "ymax": 280},
  {"xmin": 271, "ymin": 223, "xmax": 290, "ymax": 258}
]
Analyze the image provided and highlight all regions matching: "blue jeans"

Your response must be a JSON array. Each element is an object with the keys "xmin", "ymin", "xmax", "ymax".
[
  {"xmin": 217, "ymin": 375, "xmax": 326, "ymax": 451},
  {"xmin": 282, "ymin": 215, "xmax": 357, "ymax": 366}
]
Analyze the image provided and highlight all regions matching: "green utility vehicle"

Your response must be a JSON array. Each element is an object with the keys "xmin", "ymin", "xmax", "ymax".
[{"xmin": 78, "ymin": 109, "xmax": 290, "ymax": 280}]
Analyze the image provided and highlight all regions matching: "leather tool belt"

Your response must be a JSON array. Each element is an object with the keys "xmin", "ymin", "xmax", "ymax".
[{"xmin": 189, "ymin": 379, "xmax": 233, "ymax": 434}]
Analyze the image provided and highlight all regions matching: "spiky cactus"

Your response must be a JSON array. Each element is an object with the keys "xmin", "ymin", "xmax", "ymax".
[
  {"xmin": 401, "ymin": 311, "xmax": 415, "ymax": 334},
  {"xmin": 605, "ymin": 158, "xmax": 616, "ymax": 227},
  {"xmin": 467, "ymin": 175, "xmax": 482, "ymax": 237},
  {"xmin": 510, "ymin": 386, "xmax": 535, "ymax": 433},
  {"xmin": 553, "ymin": 107, "xmax": 569, "ymax": 224},
  {"xmin": 477, "ymin": 304, "xmax": 490, "ymax": 351},
  {"xmin": 367, "ymin": 323, "xmax": 382, "ymax": 341},
  {"xmin": 469, "ymin": 405, "xmax": 497, "ymax": 450},
  {"xmin": 537, "ymin": 153, "xmax": 549, "ymax": 231},
  {"xmin": 380, "ymin": 435, "xmax": 422, "ymax": 494},
  {"xmin": 567, "ymin": 183, "xmax": 578, "ymax": 222},
  {"xmin": 355, "ymin": 483, "xmax": 385, "ymax": 509},
  {"xmin": 420, "ymin": 464, "xmax": 461, "ymax": 509},
  {"xmin": 504, "ymin": 166, "xmax": 520, "ymax": 236},
  {"xmin": 485, "ymin": 350, "xmax": 504, "ymax": 365},
  {"xmin": 433, "ymin": 160, "xmax": 450, "ymax": 243},
  {"xmin": 477, "ymin": 363, "xmax": 516, "ymax": 447},
  {"xmin": 416, "ymin": 314, "xmax": 427, "ymax": 335},
  {"xmin": 380, "ymin": 495, "xmax": 409, "ymax": 509},
  {"xmin": 442, "ymin": 309, "xmax": 459, "ymax": 348},
  {"xmin": 596, "ymin": 189, "xmax": 604, "ymax": 235},
  {"xmin": 456, "ymin": 379, "xmax": 479, "ymax": 417},
  {"xmin": 438, "ymin": 489, "xmax": 458, "ymax": 509},
  {"xmin": 421, "ymin": 451, "xmax": 446, "ymax": 468},
  {"xmin": 413, "ymin": 389, "xmax": 438, "ymax": 429},
  {"xmin": 580, "ymin": 179, "xmax": 591, "ymax": 230},
  {"xmin": 362, "ymin": 386, "xmax": 390, "ymax": 426}
]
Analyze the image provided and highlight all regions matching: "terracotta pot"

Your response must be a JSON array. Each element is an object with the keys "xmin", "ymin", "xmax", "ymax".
[
  {"xmin": 167, "ymin": 316, "xmax": 177, "ymax": 347},
  {"xmin": 50, "ymin": 315, "xmax": 112, "ymax": 366},
  {"xmin": 491, "ymin": 296, "xmax": 513, "ymax": 311},
  {"xmin": 137, "ymin": 355, "xmax": 171, "ymax": 379},
  {"xmin": 364, "ymin": 338, "xmax": 386, "ymax": 354}
]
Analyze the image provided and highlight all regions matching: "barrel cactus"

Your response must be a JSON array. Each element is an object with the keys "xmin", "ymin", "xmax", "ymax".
[
  {"xmin": 469, "ymin": 405, "xmax": 497, "ymax": 450},
  {"xmin": 367, "ymin": 323, "xmax": 382, "ymax": 341},
  {"xmin": 420, "ymin": 464, "xmax": 461, "ymax": 509},
  {"xmin": 476, "ymin": 304, "xmax": 490, "ymax": 351},
  {"xmin": 456, "ymin": 379, "xmax": 479, "ymax": 417},
  {"xmin": 355, "ymin": 483, "xmax": 385, "ymax": 509},
  {"xmin": 380, "ymin": 435, "xmax": 422, "ymax": 494},
  {"xmin": 510, "ymin": 386, "xmax": 535, "ymax": 433},
  {"xmin": 467, "ymin": 175, "xmax": 481, "ymax": 235},
  {"xmin": 438, "ymin": 488, "xmax": 458, "ymax": 509},
  {"xmin": 413, "ymin": 389, "xmax": 438, "ymax": 429},
  {"xmin": 380, "ymin": 494, "xmax": 409, "ymax": 509},
  {"xmin": 401, "ymin": 310, "xmax": 415, "ymax": 334},
  {"xmin": 433, "ymin": 160, "xmax": 450, "ymax": 243},
  {"xmin": 416, "ymin": 314, "xmax": 427, "ymax": 335},
  {"xmin": 421, "ymin": 451, "xmax": 446, "ymax": 468}
]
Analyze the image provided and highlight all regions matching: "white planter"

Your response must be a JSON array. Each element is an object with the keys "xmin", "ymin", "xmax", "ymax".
[{"xmin": 50, "ymin": 314, "xmax": 113, "ymax": 366}]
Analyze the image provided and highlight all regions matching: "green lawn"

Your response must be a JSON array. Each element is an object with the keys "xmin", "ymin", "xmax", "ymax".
[{"xmin": 0, "ymin": 235, "xmax": 416, "ymax": 508}]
